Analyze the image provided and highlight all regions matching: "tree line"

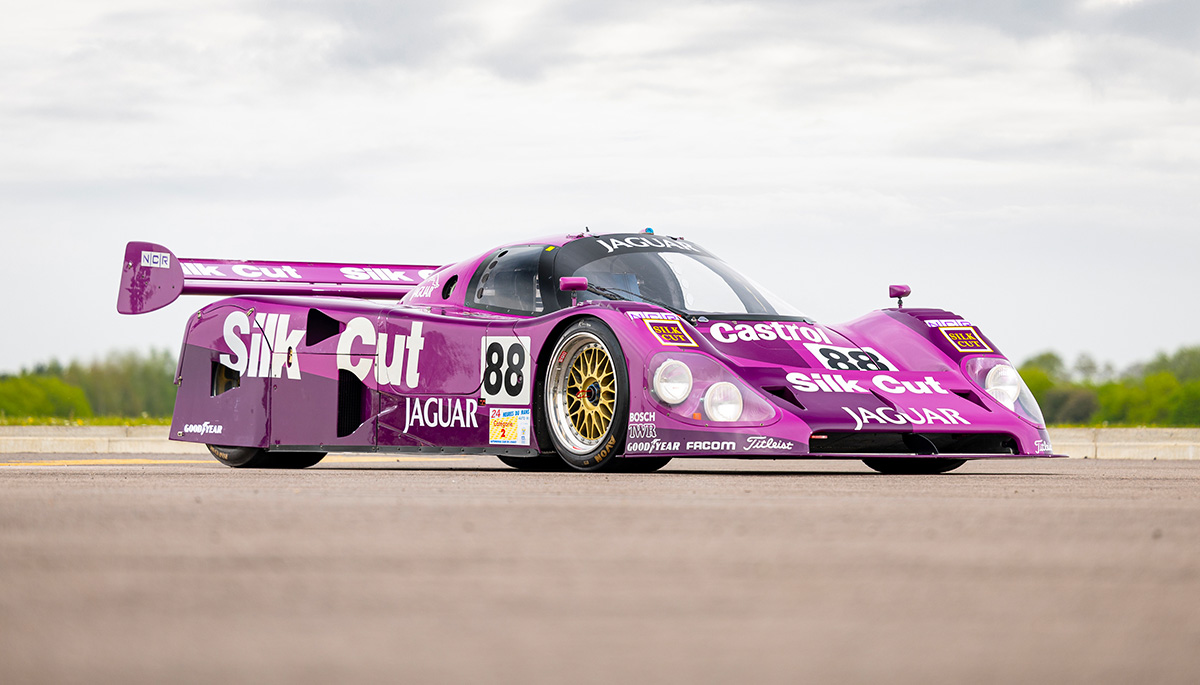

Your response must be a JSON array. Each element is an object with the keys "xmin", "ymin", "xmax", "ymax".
[
  {"xmin": 2, "ymin": 345, "xmax": 1199, "ymax": 425},
  {"xmin": 0, "ymin": 350, "xmax": 176, "ymax": 419},
  {"xmin": 1019, "ymin": 346, "xmax": 1200, "ymax": 426}
]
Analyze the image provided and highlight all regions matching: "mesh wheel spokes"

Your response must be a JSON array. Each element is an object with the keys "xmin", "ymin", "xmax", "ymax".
[{"xmin": 564, "ymin": 344, "xmax": 615, "ymax": 442}]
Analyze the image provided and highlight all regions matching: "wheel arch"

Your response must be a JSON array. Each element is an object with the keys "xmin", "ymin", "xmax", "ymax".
[{"xmin": 531, "ymin": 311, "xmax": 634, "ymax": 463}]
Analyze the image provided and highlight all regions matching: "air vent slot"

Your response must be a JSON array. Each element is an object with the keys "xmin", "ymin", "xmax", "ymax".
[
  {"xmin": 307, "ymin": 309, "xmax": 341, "ymax": 346},
  {"xmin": 953, "ymin": 389, "xmax": 989, "ymax": 410},
  {"xmin": 336, "ymin": 369, "xmax": 366, "ymax": 437},
  {"xmin": 762, "ymin": 386, "xmax": 805, "ymax": 411}
]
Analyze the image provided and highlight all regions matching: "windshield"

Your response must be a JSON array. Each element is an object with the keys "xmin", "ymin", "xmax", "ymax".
[{"xmin": 565, "ymin": 247, "xmax": 807, "ymax": 319}]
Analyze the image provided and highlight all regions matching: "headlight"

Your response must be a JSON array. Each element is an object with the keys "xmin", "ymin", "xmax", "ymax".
[
  {"xmin": 653, "ymin": 359, "xmax": 693, "ymax": 405},
  {"xmin": 703, "ymin": 381, "xmax": 743, "ymax": 422},
  {"xmin": 984, "ymin": 364, "xmax": 1022, "ymax": 410},
  {"xmin": 962, "ymin": 357, "xmax": 1046, "ymax": 427}
]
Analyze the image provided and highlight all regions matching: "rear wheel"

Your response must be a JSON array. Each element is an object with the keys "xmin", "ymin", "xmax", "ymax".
[
  {"xmin": 862, "ymin": 458, "xmax": 966, "ymax": 474},
  {"xmin": 540, "ymin": 319, "xmax": 629, "ymax": 472},
  {"xmin": 206, "ymin": 444, "xmax": 326, "ymax": 469},
  {"xmin": 495, "ymin": 455, "xmax": 566, "ymax": 471}
]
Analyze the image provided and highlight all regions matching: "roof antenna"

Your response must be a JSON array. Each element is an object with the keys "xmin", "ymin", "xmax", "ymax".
[{"xmin": 584, "ymin": 226, "xmax": 590, "ymax": 234}]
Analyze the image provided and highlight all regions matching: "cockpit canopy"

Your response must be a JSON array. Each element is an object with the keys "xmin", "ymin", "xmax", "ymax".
[{"xmin": 464, "ymin": 233, "xmax": 807, "ymax": 319}]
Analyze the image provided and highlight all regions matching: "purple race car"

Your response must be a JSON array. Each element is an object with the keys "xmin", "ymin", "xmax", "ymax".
[{"xmin": 117, "ymin": 230, "xmax": 1060, "ymax": 473}]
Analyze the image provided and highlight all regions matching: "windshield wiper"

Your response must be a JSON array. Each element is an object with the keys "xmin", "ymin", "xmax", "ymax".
[{"xmin": 585, "ymin": 285, "xmax": 695, "ymax": 322}]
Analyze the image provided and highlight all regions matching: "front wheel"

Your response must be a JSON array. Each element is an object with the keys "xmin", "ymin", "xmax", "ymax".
[
  {"xmin": 862, "ymin": 458, "xmax": 966, "ymax": 474},
  {"xmin": 540, "ymin": 318, "xmax": 630, "ymax": 472},
  {"xmin": 614, "ymin": 457, "xmax": 672, "ymax": 473}
]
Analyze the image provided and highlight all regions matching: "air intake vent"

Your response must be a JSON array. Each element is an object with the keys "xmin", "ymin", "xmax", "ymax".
[
  {"xmin": 211, "ymin": 361, "xmax": 240, "ymax": 396},
  {"xmin": 762, "ymin": 386, "xmax": 805, "ymax": 411},
  {"xmin": 337, "ymin": 369, "xmax": 365, "ymax": 437},
  {"xmin": 307, "ymin": 309, "xmax": 341, "ymax": 346}
]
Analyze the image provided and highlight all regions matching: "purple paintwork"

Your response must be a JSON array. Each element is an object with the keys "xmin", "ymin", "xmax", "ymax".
[
  {"xmin": 889, "ymin": 284, "xmax": 911, "ymax": 300},
  {"xmin": 117, "ymin": 232, "xmax": 1061, "ymax": 469}
]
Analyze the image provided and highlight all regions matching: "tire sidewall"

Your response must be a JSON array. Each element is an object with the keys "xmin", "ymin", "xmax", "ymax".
[
  {"xmin": 207, "ymin": 444, "xmax": 267, "ymax": 468},
  {"xmin": 539, "ymin": 317, "xmax": 629, "ymax": 471}
]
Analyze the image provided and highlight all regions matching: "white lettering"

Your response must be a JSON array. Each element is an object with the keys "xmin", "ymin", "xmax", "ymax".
[
  {"xmin": 403, "ymin": 397, "xmax": 480, "ymax": 433},
  {"xmin": 628, "ymin": 423, "xmax": 657, "ymax": 439},
  {"xmin": 744, "ymin": 436, "xmax": 795, "ymax": 451},
  {"xmin": 220, "ymin": 311, "xmax": 250, "ymax": 374},
  {"xmin": 685, "ymin": 441, "xmax": 737, "ymax": 451},
  {"xmin": 336, "ymin": 319, "xmax": 426, "ymax": 387},
  {"xmin": 183, "ymin": 422, "xmax": 224, "ymax": 435}
]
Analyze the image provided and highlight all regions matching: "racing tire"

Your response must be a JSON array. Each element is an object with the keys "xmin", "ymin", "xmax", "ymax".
[
  {"xmin": 861, "ymin": 457, "xmax": 966, "ymax": 474},
  {"xmin": 495, "ymin": 455, "xmax": 567, "ymax": 471},
  {"xmin": 539, "ymin": 318, "xmax": 629, "ymax": 472},
  {"xmin": 207, "ymin": 444, "xmax": 326, "ymax": 469},
  {"xmin": 614, "ymin": 457, "xmax": 672, "ymax": 473}
]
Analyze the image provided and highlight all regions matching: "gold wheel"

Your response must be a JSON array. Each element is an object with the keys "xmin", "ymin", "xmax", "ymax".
[
  {"xmin": 544, "ymin": 321, "xmax": 629, "ymax": 468},
  {"xmin": 564, "ymin": 344, "xmax": 616, "ymax": 442}
]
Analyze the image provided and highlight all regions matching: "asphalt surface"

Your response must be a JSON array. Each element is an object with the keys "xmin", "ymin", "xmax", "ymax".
[{"xmin": 1, "ymin": 453, "xmax": 1198, "ymax": 684}]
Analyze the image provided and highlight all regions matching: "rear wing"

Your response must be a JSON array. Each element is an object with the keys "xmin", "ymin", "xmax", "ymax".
[{"xmin": 117, "ymin": 241, "xmax": 442, "ymax": 314}]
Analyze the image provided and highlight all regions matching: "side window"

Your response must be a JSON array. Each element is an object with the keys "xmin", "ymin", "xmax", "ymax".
[{"xmin": 468, "ymin": 245, "xmax": 547, "ymax": 315}]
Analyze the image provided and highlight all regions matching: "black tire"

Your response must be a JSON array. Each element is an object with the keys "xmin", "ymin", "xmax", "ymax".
[
  {"xmin": 538, "ymin": 318, "xmax": 629, "ymax": 472},
  {"xmin": 207, "ymin": 444, "xmax": 325, "ymax": 469},
  {"xmin": 495, "ymin": 455, "xmax": 566, "ymax": 471},
  {"xmin": 862, "ymin": 457, "xmax": 966, "ymax": 474},
  {"xmin": 265, "ymin": 452, "xmax": 326, "ymax": 469},
  {"xmin": 614, "ymin": 457, "xmax": 672, "ymax": 473}
]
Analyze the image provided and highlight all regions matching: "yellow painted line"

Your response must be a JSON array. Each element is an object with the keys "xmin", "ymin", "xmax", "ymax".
[
  {"xmin": 0, "ymin": 456, "xmax": 471, "ymax": 467},
  {"xmin": 0, "ymin": 458, "xmax": 214, "ymax": 466},
  {"xmin": 322, "ymin": 456, "xmax": 470, "ymax": 463}
]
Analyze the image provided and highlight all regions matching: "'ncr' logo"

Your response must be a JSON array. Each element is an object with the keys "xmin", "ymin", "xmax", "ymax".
[{"xmin": 141, "ymin": 251, "xmax": 171, "ymax": 269}]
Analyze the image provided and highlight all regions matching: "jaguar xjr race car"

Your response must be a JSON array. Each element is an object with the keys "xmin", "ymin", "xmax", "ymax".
[{"xmin": 117, "ymin": 230, "xmax": 1059, "ymax": 473}]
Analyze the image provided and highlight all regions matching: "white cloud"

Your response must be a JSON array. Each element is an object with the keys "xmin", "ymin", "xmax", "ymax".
[{"xmin": 1, "ymin": 0, "xmax": 1198, "ymax": 373}]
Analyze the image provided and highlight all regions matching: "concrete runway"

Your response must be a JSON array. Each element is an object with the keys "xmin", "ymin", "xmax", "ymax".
[{"xmin": 1, "ymin": 453, "xmax": 1197, "ymax": 684}]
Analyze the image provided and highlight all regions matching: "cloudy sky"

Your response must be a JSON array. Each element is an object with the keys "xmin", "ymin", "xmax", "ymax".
[{"xmin": 3, "ymin": 0, "xmax": 1198, "ymax": 375}]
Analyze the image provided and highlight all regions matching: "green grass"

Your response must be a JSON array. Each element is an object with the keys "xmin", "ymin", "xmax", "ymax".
[{"xmin": 0, "ymin": 416, "xmax": 172, "ymax": 426}]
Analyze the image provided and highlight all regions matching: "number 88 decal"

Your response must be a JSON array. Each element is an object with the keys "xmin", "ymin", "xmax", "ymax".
[
  {"xmin": 802, "ymin": 343, "xmax": 895, "ymax": 372},
  {"xmin": 480, "ymin": 336, "xmax": 531, "ymax": 405}
]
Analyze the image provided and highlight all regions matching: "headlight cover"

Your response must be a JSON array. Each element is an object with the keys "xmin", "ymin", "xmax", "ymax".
[
  {"xmin": 652, "ymin": 359, "xmax": 693, "ymax": 405},
  {"xmin": 962, "ymin": 356, "xmax": 1045, "ymax": 427},
  {"xmin": 646, "ymin": 352, "xmax": 776, "ymax": 426},
  {"xmin": 703, "ymin": 381, "xmax": 743, "ymax": 422}
]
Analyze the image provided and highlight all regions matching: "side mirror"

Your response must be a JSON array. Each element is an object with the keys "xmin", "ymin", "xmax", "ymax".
[
  {"xmin": 889, "ymin": 284, "xmax": 911, "ymax": 308},
  {"xmin": 559, "ymin": 277, "xmax": 588, "ymax": 292}
]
